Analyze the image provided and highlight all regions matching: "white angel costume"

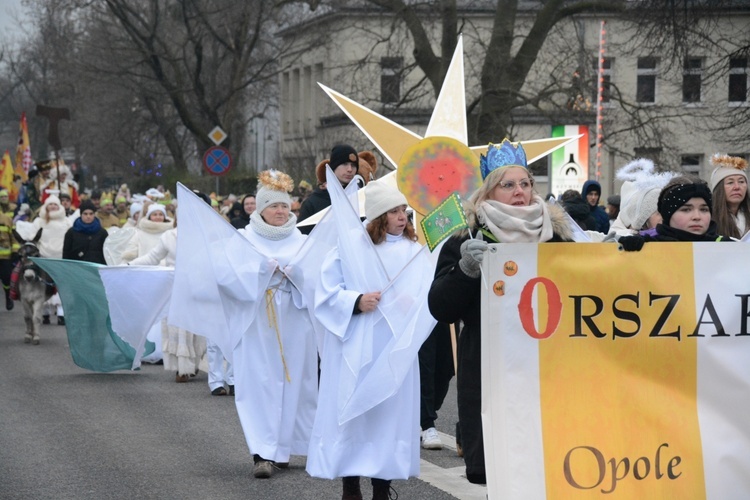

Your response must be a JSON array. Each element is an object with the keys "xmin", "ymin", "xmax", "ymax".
[
  {"xmin": 167, "ymin": 183, "xmax": 320, "ymax": 465},
  {"xmin": 306, "ymin": 169, "xmax": 436, "ymax": 480},
  {"xmin": 234, "ymin": 211, "xmax": 318, "ymax": 462}
]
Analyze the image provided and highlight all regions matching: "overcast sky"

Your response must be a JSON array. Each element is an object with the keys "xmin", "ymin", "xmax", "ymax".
[{"xmin": 0, "ymin": 0, "xmax": 28, "ymax": 40}]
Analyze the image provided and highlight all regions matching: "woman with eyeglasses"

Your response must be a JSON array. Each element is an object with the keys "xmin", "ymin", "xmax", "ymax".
[
  {"xmin": 427, "ymin": 139, "xmax": 574, "ymax": 485},
  {"xmin": 709, "ymin": 154, "xmax": 750, "ymax": 239}
]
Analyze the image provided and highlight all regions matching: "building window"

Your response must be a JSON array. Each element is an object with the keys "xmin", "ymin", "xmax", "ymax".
[
  {"xmin": 592, "ymin": 57, "xmax": 613, "ymax": 104},
  {"xmin": 636, "ymin": 57, "xmax": 658, "ymax": 103},
  {"xmin": 681, "ymin": 154, "xmax": 702, "ymax": 175},
  {"xmin": 682, "ymin": 57, "xmax": 703, "ymax": 103},
  {"xmin": 729, "ymin": 57, "xmax": 748, "ymax": 103},
  {"xmin": 381, "ymin": 57, "xmax": 403, "ymax": 104}
]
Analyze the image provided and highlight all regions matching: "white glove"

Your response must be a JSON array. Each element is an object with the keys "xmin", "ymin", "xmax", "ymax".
[{"xmin": 458, "ymin": 239, "xmax": 488, "ymax": 278}]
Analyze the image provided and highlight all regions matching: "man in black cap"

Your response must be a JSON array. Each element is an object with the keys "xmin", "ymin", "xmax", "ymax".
[{"xmin": 298, "ymin": 144, "xmax": 361, "ymax": 231}]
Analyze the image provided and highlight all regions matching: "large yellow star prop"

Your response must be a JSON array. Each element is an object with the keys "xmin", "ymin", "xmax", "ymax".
[{"xmin": 319, "ymin": 35, "xmax": 581, "ymax": 216}]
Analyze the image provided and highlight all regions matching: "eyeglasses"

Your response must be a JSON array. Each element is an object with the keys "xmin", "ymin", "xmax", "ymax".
[{"xmin": 497, "ymin": 179, "xmax": 534, "ymax": 192}]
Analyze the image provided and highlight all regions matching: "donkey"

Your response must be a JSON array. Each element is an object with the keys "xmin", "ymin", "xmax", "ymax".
[{"xmin": 12, "ymin": 229, "xmax": 55, "ymax": 345}]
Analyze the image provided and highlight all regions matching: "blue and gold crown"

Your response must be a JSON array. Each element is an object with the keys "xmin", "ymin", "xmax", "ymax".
[{"xmin": 479, "ymin": 139, "xmax": 528, "ymax": 180}]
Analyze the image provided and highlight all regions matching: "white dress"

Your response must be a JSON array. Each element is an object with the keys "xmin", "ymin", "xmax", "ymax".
[
  {"xmin": 307, "ymin": 232, "xmax": 433, "ymax": 480},
  {"xmin": 130, "ymin": 229, "xmax": 206, "ymax": 375},
  {"xmin": 233, "ymin": 226, "xmax": 318, "ymax": 462}
]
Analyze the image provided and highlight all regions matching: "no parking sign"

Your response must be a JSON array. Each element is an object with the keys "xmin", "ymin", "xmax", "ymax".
[{"xmin": 203, "ymin": 146, "xmax": 232, "ymax": 176}]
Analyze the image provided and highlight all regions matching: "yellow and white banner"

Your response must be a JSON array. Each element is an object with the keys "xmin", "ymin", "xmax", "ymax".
[{"xmin": 482, "ymin": 242, "xmax": 750, "ymax": 499}]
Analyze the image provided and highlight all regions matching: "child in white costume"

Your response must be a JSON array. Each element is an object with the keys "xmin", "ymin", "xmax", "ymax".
[{"xmin": 309, "ymin": 178, "xmax": 436, "ymax": 500}]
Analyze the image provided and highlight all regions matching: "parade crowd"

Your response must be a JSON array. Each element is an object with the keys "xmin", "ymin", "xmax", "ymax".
[{"xmin": 1, "ymin": 142, "xmax": 748, "ymax": 500}]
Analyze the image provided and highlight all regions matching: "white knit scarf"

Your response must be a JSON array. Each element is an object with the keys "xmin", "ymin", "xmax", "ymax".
[
  {"xmin": 475, "ymin": 194, "xmax": 554, "ymax": 243},
  {"xmin": 249, "ymin": 210, "xmax": 298, "ymax": 240}
]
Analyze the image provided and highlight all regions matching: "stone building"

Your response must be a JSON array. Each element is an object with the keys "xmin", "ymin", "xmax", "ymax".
[{"xmin": 277, "ymin": 3, "xmax": 749, "ymax": 198}]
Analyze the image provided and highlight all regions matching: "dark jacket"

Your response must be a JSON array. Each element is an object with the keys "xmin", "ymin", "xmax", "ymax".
[
  {"xmin": 230, "ymin": 212, "xmax": 250, "ymax": 230},
  {"xmin": 298, "ymin": 187, "xmax": 331, "ymax": 235},
  {"xmin": 643, "ymin": 222, "xmax": 731, "ymax": 242},
  {"xmin": 62, "ymin": 226, "xmax": 109, "ymax": 264},
  {"xmin": 427, "ymin": 204, "xmax": 572, "ymax": 482},
  {"xmin": 581, "ymin": 180, "xmax": 610, "ymax": 233},
  {"xmin": 562, "ymin": 196, "xmax": 597, "ymax": 231}
]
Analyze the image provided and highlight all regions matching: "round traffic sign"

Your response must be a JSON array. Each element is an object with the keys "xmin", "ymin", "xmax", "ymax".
[{"xmin": 203, "ymin": 146, "xmax": 232, "ymax": 176}]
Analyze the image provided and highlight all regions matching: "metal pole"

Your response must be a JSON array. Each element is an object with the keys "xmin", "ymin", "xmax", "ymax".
[{"xmin": 594, "ymin": 20, "xmax": 606, "ymax": 181}]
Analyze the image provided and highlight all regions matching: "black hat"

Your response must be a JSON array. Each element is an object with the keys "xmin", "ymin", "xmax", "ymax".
[
  {"xmin": 59, "ymin": 192, "xmax": 71, "ymax": 200},
  {"xmin": 79, "ymin": 199, "xmax": 96, "ymax": 213},
  {"xmin": 329, "ymin": 144, "xmax": 359, "ymax": 171},
  {"xmin": 192, "ymin": 189, "xmax": 212, "ymax": 206}
]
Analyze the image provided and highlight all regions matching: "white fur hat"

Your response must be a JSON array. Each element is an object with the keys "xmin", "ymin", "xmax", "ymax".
[
  {"xmin": 146, "ymin": 203, "xmax": 168, "ymax": 220},
  {"xmin": 43, "ymin": 194, "xmax": 61, "ymax": 207},
  {"xmin": 617, "ymin": 159, "xmax": 675, "ymax": 230},
  {"xmin": 365, "ymin": 180, "xmax": 407, "ymax": 221}
]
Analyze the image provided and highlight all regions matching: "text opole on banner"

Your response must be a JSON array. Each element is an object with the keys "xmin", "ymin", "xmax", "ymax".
[{"xmin": 481, "ymin": 242, "xmax": 750, "ymax": 499}]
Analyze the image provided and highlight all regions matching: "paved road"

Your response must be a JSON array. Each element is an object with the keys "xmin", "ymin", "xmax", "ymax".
[{"xmin": 0, "ymin": 306, "xmax": 487, "ymax": 499}]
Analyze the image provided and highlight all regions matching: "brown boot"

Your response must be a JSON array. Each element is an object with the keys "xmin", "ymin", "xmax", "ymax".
[
  {"xmin": 371, "ymin": 478, "xmax": 394, "ymax": 500},
  {"xmin": 342, "ymin": 476, "xmax": 362, "ymax": 500}
]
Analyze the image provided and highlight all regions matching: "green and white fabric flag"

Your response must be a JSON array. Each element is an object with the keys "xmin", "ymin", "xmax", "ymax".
[
  {"xmin": 32, "ymin": 258, "xmax": 153, "ymax": 372},
  {"xmin": 420, "ymin": 192, "xmax": 468, "ymax": 251}
]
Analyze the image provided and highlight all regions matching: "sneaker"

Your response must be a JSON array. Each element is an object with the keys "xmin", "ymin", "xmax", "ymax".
[
  {"xmin": 253, "ymin": 460, "xmax": 274, "ymax": 479},
  {"xmin": 421, "ymin": 427, "xmax": 443, "ymax": 450}
]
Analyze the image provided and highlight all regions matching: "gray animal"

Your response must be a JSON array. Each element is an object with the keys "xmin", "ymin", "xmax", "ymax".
[{"xmin": 12, "ymin": 229, "xmax": 55, "ymax": 345}]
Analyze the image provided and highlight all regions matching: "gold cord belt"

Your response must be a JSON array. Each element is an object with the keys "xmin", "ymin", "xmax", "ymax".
[{"xmin": 265, "ymin": 284, "xmax": 291, "ymax": 382}]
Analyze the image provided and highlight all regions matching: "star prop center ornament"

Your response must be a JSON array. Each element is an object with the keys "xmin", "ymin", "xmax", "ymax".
[
  {"xmin": 317, "ymin": 34, "xmax": 582, "ymax": 218},
  {"xmin": 398, "ymin": 136, "xmax": 480, "ymax": 215}
]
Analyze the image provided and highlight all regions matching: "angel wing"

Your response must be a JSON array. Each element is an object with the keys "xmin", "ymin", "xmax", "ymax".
[{"xmin": 167, "ymin": 184, "xmax": 276, "ymax": 363}]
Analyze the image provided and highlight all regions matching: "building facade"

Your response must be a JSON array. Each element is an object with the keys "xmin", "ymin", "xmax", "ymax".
[{"xmin": 277, "ymin": 4, "xmax": 749, "ymax": 198}]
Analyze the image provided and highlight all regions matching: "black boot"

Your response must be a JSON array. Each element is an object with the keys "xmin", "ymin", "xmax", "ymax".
[
  {"xmin": 342, "ymin": 476, "xmax": 362, "ymax": 500},
  {"xmin": 371, "ymin": 478, "xmax": 395, "ymax": 500},
  {"xmin": 42, "ymin": 315, "xmax": 50, "ymax": 325},
  {"xmin": 57, "ymin": 316, "xmax": 65, "ymax": 326}
]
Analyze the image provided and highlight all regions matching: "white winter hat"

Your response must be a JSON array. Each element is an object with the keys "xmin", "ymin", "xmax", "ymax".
[
  {"xmin": 146, "ymin": 203, "xmax": 168, "ymax": 220},
  {"xmin": 256, "ymin": 170, "xmax": 294, "ymax": 212},
  {"xmin": 365, "ymin": 180, "xmax": 407, "ymax": 221},
  {"xmin": 130, "ymin": 202, "xmax": 143, "ymax": 218},
  {"xmin": 709, "ymin": 154, "xmax": 748, "ymax": 191},
  {"xmin": 145, "ymin": 188, "xmax": 165, "ymax": 199},
  {"xmin": 617, "ymin": 159, "xmax": 675, "ymax": 230}
]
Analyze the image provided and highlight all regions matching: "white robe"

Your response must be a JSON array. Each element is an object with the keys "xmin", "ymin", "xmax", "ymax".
[
  {"xmin": 234, "ymin": 226, "xmax": 318, "ymax": 462},
  {"xmin": 307, "ymin": 233, "xmax": 434, "ymax": 480}
]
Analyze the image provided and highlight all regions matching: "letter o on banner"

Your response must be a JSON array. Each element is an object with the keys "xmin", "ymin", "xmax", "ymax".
[{"xmin": 518, "ymin": 277, "xmax": 562, "ymax": 339}]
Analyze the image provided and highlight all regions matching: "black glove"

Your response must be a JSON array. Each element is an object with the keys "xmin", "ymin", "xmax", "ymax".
[{"xmin": 618, "ymin": 235, "xmax": 645, "ymax": 252}]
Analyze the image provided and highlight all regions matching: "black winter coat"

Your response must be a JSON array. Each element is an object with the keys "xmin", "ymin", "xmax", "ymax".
[
  {"xmin": 62, "ymin": 227, "xmax": 108, "ymax": 264},
  {"xmin": 428, "ymin": 215, "xmax": 571, "ymax": 482}
]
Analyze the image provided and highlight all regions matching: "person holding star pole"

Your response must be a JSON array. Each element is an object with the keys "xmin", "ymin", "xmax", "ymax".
[{"xmin": 428, "ymin": 139, "xmax": 575, "ymax": 485}]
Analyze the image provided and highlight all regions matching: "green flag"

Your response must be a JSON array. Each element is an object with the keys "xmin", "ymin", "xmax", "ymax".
[
  {"xmin": 32, "ymin": 258, "xmax": 153, "ymax": 372},
  {"xmin": 420, "ymin": 192, "xmax": 468, "ymax": 252}
]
